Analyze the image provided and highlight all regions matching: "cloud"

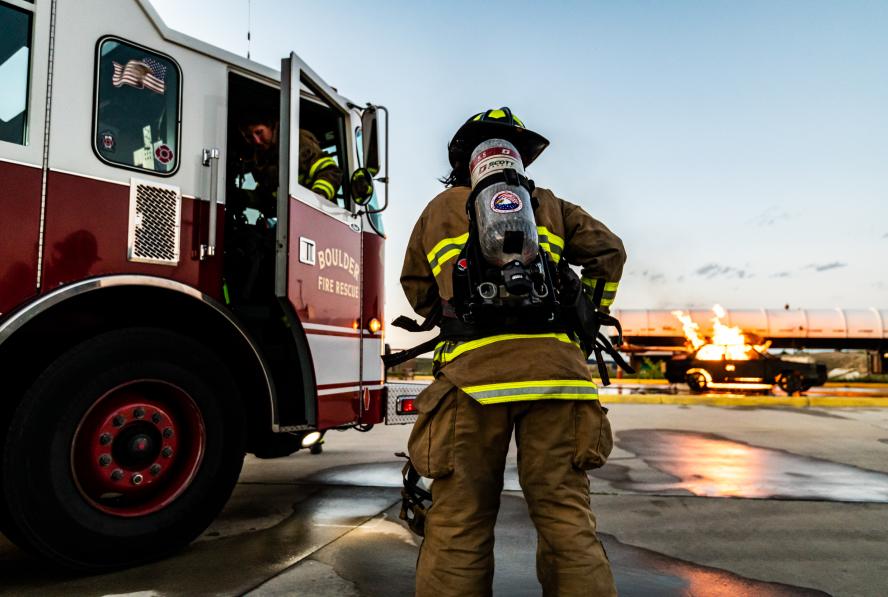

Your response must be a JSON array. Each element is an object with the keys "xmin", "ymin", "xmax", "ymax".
[
  {"xmin": 694, "ymin": 263, "xmax": 750, "ymax": 279},
  {"xmin": 883, "ymin": 232, "xmax": 888, "ymax": 239},
  {"xmin": 629, "ymin": 269, "xmax": 668, "ymax": 284},
  {"xmin": 806, "ymin": 262, "xmax": 847, "ymax": 272},
  {"xmin": 771, "ymin": 271, "xmax": 792, "ymax": 278},
  {"xmin": 747, "ymin": 208, "xmax": 792, "ymax": 227},
  {"xmin": 641, "ymin": 270, "xmax": 665, "ymax": 283}
]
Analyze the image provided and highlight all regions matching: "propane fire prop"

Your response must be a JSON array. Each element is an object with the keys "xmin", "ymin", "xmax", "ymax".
[{"xmin": 671, "ymin": 305, "xmax": 770, "ymax": 361}]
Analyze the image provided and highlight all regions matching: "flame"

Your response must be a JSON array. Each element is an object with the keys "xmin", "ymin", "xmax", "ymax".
[{"xmin": 672, "ymin": 305, "xmax": 770, "ymax": 361}]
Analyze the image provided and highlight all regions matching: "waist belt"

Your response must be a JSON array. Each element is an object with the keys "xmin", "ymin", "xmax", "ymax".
[{"xmin": 381, "ymin": 308, "xmax": 565, "ymax": 369}]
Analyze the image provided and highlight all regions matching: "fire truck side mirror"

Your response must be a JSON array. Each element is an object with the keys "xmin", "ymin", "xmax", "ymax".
[
  {"xmin": 350, "ymin": 167, "xmax": 375, "ymax": 206},
  {"xmin": 361, "ymin": 106, "xmax": 381, "ymax": 174}
]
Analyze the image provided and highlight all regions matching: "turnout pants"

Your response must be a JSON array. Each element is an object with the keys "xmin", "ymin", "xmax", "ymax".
[{"xmin": 408, "ymin": 379, "xmax": 616, "ymax": 597}]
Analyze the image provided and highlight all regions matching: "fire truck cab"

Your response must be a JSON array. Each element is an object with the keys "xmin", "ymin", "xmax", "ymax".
[{"xmin": 0, "ymin": 0, "xmax": 388, "ymax": 570}]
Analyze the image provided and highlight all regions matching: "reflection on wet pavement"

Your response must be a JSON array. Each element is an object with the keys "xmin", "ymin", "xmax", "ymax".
[
  {"xmin": 0, "ymin": 485, "xmax": 400, "ymax": 596},
  {"xmin": 255, "ymin": 496, "xmax": 827, "ymax": 597},
  {"xmin": 616, "ymin": 429, "xmax": 888, "ymax": 502},
  {"xmin": 603, "ymin": 532, "xmax": 828, "ymax": 597}
]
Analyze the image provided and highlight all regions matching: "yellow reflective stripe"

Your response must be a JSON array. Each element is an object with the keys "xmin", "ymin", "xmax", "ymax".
[
  {"xmin": 538, "ymin": 242, "xmax": 561, "ymax": 263},
  {"xmin": 536, "ymin": 226, "xmax": 564, "ymax": 250},
  {"xmin": 464, "ymin": 379, "xmax": 598, "ymax": 393},
  {"xmin": 309, "ymin": 156, "xmax": 337, "ymax": 179},
  {"xmin": 472, "ymin": 110, "xmax": 523, "ymax": 127},
  {"xmin": 312, "ymin": 179, "xmax": 336, "ymax": 200},
  {"xmin": 431, "ymin": 248, "xmax": 461, "ymax": 277},
  {"xmin": 537, "ymin": 226, "xmax": 564, "ymax": 263},
  {"xmin": 582, "ymin": 278, "xmax": 619, "ymax": 307},
  {"xmin": 426, "ymin": 232, "xmax": 469, "ymax": 277},
  {"xmin": 581, "ymin": 278, "xmax": 619, "ymax": 292},
  {"xmin": 476, "ymin": 393, "xmax": 599, "ymax": 404},
  {"xmin": 427, "ymin": 232, "xmax": 469, "ymax": 264},
  {"xmin": 435, "ymin": 333, "xmax": 579, "ymax": 365}
]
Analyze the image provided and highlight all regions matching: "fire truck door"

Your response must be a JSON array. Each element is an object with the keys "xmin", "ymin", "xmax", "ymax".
[{"xmin": 279, "ymin": 53, "xmax": 363, "ymax": 429}]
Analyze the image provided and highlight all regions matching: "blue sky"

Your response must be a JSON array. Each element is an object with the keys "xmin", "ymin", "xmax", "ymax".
[{"xmin": 151, "ymin": 0, "xmax": 888, "ymax": 345}]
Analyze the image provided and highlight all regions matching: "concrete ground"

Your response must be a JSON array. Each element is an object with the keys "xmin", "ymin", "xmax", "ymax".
[{"xmin": 2, "ymin": 401, "xmax": 888, "ymax": 596}]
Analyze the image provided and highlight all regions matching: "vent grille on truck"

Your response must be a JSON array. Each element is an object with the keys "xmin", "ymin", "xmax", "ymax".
[{"xmin": 127, "ymin": 179, "xmax": 182, "ymax": 266}]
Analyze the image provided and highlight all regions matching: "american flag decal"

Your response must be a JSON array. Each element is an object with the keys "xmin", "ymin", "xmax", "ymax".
[{"xmin": 111, "ymin": 57, "xmax": 166, "ymax": 94}]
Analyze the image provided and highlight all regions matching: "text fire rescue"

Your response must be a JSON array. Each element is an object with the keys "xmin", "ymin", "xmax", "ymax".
[{"xmin": 317, "ymin": 247, "xmax": 360, "ymax": 298}]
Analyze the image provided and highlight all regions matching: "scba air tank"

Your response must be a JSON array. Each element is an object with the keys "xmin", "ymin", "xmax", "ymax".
[{"xmin": 469, "ymin": 139, "xmax": 538, "ymax": 268}]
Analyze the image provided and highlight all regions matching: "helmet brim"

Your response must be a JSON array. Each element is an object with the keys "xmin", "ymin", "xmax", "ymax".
[{"xmin": 448, "ymin": 120, "xmax": 550, "ymax": 171}]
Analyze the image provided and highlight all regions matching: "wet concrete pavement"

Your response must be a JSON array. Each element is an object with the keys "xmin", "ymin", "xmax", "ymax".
[
  {"xmin": 612, "ymin": 429, "xmax": 888, "ymax": 502},
  {"xmin": 2, "ymin": 403, "xmax": 888, "ymax": 596}
]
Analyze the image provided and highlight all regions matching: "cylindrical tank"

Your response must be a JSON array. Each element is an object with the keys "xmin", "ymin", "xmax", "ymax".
[
  {"xmin": 611, "ymin": 308, "xmax": 888, "ymax": 341},
  {"xmin": 468, "ymin": 139, "xmax": 538, "ymax": 267}
]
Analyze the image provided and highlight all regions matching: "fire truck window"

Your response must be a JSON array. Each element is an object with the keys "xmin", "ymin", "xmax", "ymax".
[
  {"xmin": 94, "ymin": 38, "xmax": 181, "ymax": 175},
  {"xmin": 299, "ymin": 98, "xmax": 346, "ymax": 207},
  {"xmin": 0, "ymin": 2, "xmax": 32, "ymax": 146}
]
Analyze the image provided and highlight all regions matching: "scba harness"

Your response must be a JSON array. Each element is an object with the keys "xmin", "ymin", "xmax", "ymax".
[
  {"xmin": 384, "ymin": 139, "xmax": 633, "ymax": 385},
  {"xmin": 450, "ymin": 162, "xmax": 560, "ymax": 332}
]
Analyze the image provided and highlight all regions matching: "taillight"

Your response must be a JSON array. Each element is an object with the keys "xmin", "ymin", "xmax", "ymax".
[
  {"xmin": 368, "ymin": 317, "xmax": 382, "ymax": 334},
  {"xmin": 396, "ymin": 396, "xmax": 417, "ymax": 414}
]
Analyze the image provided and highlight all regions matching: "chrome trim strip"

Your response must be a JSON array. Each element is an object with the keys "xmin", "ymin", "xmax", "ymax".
[
  {"xmin": 0, "ymin": 275, "xmax": 278, "ymax": 431},
  {"xmin": 36, "ymin": 0, "xmax": 58, "ymax": 290}
]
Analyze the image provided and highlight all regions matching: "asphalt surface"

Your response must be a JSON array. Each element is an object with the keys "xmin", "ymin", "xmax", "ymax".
[{"xmin": 2, "ymin": 397, "xmax": 888, "ymax": 596}]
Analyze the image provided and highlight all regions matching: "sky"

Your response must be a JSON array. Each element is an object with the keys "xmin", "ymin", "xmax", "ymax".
[{"xmin": 150, "ymin": 0, "xmax": 888, "ymax": 347}]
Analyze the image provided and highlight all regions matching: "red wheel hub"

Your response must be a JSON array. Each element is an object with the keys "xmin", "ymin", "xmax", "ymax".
[{"xmin": 71, "ymin": 381, "xmax": 206, "ymax": 517}]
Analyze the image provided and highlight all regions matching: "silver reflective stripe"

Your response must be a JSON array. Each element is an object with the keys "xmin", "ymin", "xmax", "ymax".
[{"xmin": 463, "ymin": 382, "xmax": 599, "ymax": 405}]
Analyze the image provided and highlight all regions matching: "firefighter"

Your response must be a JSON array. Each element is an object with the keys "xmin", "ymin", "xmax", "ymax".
[
  {"xmin": 238, "ymin": 113, "xmax": 343, "ymax": 208},
  {"xmin": 400, "ymin": 108, "xmax": 625, "ymax": 596}
]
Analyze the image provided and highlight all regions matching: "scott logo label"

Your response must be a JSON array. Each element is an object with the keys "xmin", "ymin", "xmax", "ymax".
[{"xmin": 490, "ymin": 191, "xmax": 522, "ymax": 213}]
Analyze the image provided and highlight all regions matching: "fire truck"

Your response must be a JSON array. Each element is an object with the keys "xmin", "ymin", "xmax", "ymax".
[{"xmin": 0, "ymin": 0, "xmax": 392, "ymax": 570}]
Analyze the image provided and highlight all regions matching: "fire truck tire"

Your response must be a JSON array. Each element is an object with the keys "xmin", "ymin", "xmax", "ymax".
[
  {"xmin": 1, "ymin": 327, "xmax": 246, "ymax": 571},
  {"xmin": 686, "ymin": 371, "xmax": 708, "ymax": 394}
]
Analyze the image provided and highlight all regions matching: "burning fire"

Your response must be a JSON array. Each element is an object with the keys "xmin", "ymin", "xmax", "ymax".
[{"xmin": 671, "ymin": 305, "xmax": 770, "ymax": 361}]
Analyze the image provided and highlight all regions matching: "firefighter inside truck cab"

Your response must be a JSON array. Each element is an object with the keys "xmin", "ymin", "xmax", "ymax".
[
  {"xmin": 237, "ymin": 110, "xmax": 343, "ymax": 214},
  {"xmin": 223, "ymin": 109, "xmax": 344, "ymax": 306}
]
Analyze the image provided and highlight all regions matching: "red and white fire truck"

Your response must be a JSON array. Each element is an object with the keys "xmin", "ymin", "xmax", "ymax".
[{"xmin": 0, "ymin": 0, "xmax": 393, "ymax": 569}]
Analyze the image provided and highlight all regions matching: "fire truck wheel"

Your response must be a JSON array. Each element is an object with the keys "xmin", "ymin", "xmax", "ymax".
[
  {"xmin": 1, "ymin": 327, "xmax": 245, "ymax": 571},
  {"xmin": 686, "ymin": 371, "xmax": 708, "ymax": 394}
]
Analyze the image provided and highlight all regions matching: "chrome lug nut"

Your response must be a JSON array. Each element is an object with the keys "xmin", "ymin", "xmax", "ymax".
[
  {"xmin": 161, "ymin": 447, "xmax": 174, "ymax": 458},
  {"xmin": 152, "ymin": 413, "xmax": 162, "ymax": 424},
  {"xmin": 162, "ymin": 427, "xmax": 174, "ymax": 439},
  {"xmin": 98, "ymin": 454, "xmax": 112, "ymax": 467},
  {"xmin": 131, "ymin": 473, "xmax": 144, "ymax": 486},
  {"xmin": 150, "ymin": 464, "xmax": 162, "ymax": 476},
  {"xmin": 111, "ymin": 469, "xmax": 124, "ymax": 481},
  {"xmin": 112, "ymin": 415, "xmax": 125, "ymax": 427},
  {"xmin": 134, "ymin": 407, "xmax": 145, "ymax": 419},
  {"xmin": 99, "ymin": 433, "xmax": 113, "ymax": 445}
]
